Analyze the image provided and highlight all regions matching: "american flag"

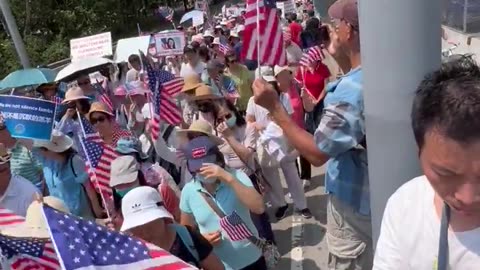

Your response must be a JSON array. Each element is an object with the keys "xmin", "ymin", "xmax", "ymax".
[
  {"xmin": 142, "ymin": 54, "xmax": 184, "ymax": 141},
  {"xmin": 79, "ymin": 116, "xmax": 117, "ymax": 197},
  {"xmin": 42, "ymin": 205, "xmax": 196, "ymax": 270},
  {"xmin": 242, "ymin": 0, "xmax": 286, "ymax": 65},
  {"xmin": 93, "ymin": 82, "xmax": 114, "ymax": 112},
  {"xmin": 0, "ymin": 235, "xmax": 61, "ymax": 269},
  {"xmin": 157, "ymin": 6, "xmax": 174, "ymax": 22},
  {"xmin": 218, "ymin": 43, "xmax": 232, "ymax": 55},
  {"xmin": 0, "ymin": 208, "xmax": 24, "ymax": 230},
  {"xmin": 219, "ymin": 211, "xmax": 253, "ymax": 241},
  {"xmin": 215, "ymin": 75, "xmax": 240, "ymax": 99},
  {"xmin": 0, "ymin": 209, "xmax": 61, "ymax": 269},
  {"xmin": 299, "ymin": 46, "xmax": 324, "ymax": 67}
]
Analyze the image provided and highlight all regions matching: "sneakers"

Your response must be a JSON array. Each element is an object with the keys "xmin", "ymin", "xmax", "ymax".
[
  {"xmin": 299, "ymin": 208, "xmax": 313, "ymax": 219},
  {"xmin": 275, "ymin": 205, "xmax": 289, "ymax": 220}
]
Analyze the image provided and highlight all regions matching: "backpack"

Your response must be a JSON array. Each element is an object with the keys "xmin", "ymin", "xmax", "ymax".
[
  {"xmin": 170, "ymin": 224, "xmax": 200, "ymax": 263},
  {"xmin": 156, "ymin": 125, "xmax": 182, "ymax": 185}
]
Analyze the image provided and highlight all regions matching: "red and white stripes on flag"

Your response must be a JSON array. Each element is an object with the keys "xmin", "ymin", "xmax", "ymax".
[
  {"xmin": 242, "ymin": 0, "xmax": 286, "ymax": 66},
  {"xmin": 218, "ymin": 43, "xmax": 232, "ymax": 55},
  {"xmin": 0, "ymin": 208, "xmax": 61, "ymax": 269},
  {"xmin": 219, "ymin": 211, "xmax": 253, "ymax": 241},
  {"xmin": 299, "ymin": 46, "xmax": 325, "ymax": 67}
]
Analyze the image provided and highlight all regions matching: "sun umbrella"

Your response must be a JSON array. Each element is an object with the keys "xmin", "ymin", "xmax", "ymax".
[
  {"xmin": 55, "ymin": 57, "xmax": 113, "ymax": 82},
  {"xmin": 0, "ymin": 68, "xmax": 57, "ymax": 89},
  {"xmin": 180, "ymin": 10, "xmax": 204, "ymax": 26}
]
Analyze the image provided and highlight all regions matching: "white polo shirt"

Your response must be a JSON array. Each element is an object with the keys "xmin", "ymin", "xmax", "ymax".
[{"xmin": 0, "ymin": 174, "xmax": 38, "ymax": 217}]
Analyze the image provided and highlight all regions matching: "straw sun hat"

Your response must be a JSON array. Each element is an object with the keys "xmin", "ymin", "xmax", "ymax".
[
  {"xmin": 190, "ymin": 84, "xmax": 223, "ymax": 101},
  {"xmin": 62, "ymin": 86, "xmax": 90, "ymax": 104},
  {"xmin": 181, "ymin": 74, "xmax": 203, "ymax": 93},
  {"xmin": 33, "ymin": 130, "xmax": 73, "ymax": 153},
  {"xmin": 2, "ymin": 197, "xmax": 70, "ymax": 238},
  {"xmin": 177, "ymin": 119, "xmax": 224, "ymax": 145},
  {"xmin": 87, "ymin": 102, "xmax": 114, "ymax": 122}
]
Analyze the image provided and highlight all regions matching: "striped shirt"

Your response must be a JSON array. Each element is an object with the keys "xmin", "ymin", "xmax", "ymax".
[{"xmin": 9, "ymin": 143, "xmax": 43, "ymax": 187}]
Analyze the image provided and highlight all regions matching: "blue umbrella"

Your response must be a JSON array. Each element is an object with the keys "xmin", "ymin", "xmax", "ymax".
[{"xmin": 0, "ymin": 68, "xmax": 57, "ymax": 89}]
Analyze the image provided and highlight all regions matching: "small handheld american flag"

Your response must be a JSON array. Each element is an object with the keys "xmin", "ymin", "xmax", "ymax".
[
  {"xmin": 219, "ymin": 211, "xmax": 253, "ymax": 241},
  {"xmin": 299, "ymin": 46, "xmax": 325, "ymax": 67},
  {"xmin": 141, "ymin": 52, "xmax": 184, "ymax": 141},
  {"xmin": 157, "ymin": 6, "xmax": 175, "ymax": 22},
  {"xmin": 93, "ymin": 82, "xmax": 114, "ymax": 112},
  {"xmin": 242, "ymin": 0, "xmax": 286, "ymax": 66},
  {"xmin": 218, "ymin": 43, "xmax": 232, "ymax": 55},
  {"xmin": 42, "ymin": 205, "xmax": 197, "ymax": 270}
]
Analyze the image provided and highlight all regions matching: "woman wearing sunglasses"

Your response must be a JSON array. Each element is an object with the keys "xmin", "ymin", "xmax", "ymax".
[
  {"xmin": 225, "ymin": 52, "xmax": 253, "ymax": 115},
  {"xmin": 87, "ymin": 102, "xmax": 132, "ymax": 147}
]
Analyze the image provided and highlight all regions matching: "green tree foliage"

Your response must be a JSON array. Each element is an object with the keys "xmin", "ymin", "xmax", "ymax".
[{"xmin": 0, "ymin": 0, "xmax": 190, "ymax": 77}]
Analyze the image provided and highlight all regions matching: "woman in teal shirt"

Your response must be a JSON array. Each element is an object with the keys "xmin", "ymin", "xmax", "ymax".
[
  {"xmin": 29, "ymin": 131, "xmax": 103, "ymax": 218},
  {"xmin": 179, "ymin": 135, "xmax": 267, "ymax": 270}
]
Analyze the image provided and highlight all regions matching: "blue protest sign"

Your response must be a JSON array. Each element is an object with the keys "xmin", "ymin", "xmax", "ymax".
[{"xmin": 0, "ymin": 95, "xmax": 56, "ymax": 141}]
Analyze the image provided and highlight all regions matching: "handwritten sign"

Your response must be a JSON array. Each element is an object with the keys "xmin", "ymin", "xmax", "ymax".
[
  {"xmin": 70, "ymin": 32, "xmax": 113, "ymax": 62},
  {"xmin": 0, "ymin": 96, "xmax": 56, "ymax": 140},
  {"xmin": 153, "ymin": 31, "xmax": 186, "ymax": 56}
]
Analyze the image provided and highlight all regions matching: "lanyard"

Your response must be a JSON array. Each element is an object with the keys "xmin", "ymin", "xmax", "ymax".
[{"xmin": 437, "ymin": 203, "xmax": 451, "ymax": 270}]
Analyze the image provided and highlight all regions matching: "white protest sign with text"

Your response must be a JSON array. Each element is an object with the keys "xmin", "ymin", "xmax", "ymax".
[{"xmin": 70, "ymin": 32, "xmax": 113, "ymax": 62}]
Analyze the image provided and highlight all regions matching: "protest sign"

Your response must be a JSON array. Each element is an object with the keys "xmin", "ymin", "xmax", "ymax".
[
  {"xmin": 70, "ymin": 32, "xmax": 113, "ymax": 62},
  {"xmin": 276, "ymin": 0, "xmax": 296, "ymax": 18},
  {"xmin": 0, "ymin": 96, "xmax": 56, "ymax": 141},
  {"xmin": 153, "ymin": 31, "xmax": 185, "ymax": 56}
]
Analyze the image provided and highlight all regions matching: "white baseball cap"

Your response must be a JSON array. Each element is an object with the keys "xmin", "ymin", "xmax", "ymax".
[
  {"xmin": 212, "ymin": 37, "xmax": 222, "ymax": 45},
  {"xmin": 121, "ymin": 186, "xmax": 174, "ymax": 231},
  {"xmin": 255, "ymin": 66, "xmax": 276, "ymax": 82},
  {"xmin": 274, "ymin": 65, "xmax": 292, "ymax": 76}
]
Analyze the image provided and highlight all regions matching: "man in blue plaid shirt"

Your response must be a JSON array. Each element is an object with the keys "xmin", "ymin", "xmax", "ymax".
[{"xmin": 252, "ymin": 0, "xmax": 372, "ymax": 269}]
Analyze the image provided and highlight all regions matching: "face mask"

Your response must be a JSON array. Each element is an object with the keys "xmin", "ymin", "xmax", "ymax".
[
  {"xmin": 196, "ymin": 175, "xmax": 217, "ymax": 184},
  {"xmin": 226, "ymin": 115, "xmax": 237, "ymax": 128},
  {"xmin": 116, "ymin": 186, "xmax": 136, "ymax": 198}
]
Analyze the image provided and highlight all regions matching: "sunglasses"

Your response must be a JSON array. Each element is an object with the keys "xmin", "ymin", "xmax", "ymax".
[{"xmin": 90, "ymin": 116, "xmax": 107, "ymax": 125}]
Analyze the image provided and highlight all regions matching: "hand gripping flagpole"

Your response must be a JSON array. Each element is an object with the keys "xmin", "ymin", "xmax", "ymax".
[{"xmin": 76, "ymin": 110, "xmax": 112, "ymax": 220}]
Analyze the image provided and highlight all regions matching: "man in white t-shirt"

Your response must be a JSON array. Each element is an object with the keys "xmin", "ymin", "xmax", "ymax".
[
  {"xmin": 126, "ymin": 54, "xmax": 142, "ymax": 83},
  {"xmin": 373, "ymin": 56, "xmax": 480, "ymax": 270},
  {"xmin": 180, "ymin": 45, "xmax": 206, "ymax": 78}
]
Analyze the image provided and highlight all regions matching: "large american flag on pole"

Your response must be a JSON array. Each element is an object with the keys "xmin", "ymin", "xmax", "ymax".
[
  {"xmin": 142, "ymin": 54, "xmax": 183, "ymax": 141},
  {"xmin": 219, "ymin": 211, "xmax": 253, "ymax": 241},
  {"xmin": 242, "ymin": 0, "xmax": 286, "ymax": 65},
  {"xmin": 79, "ymin": 116, "xmax": 118, "ymax": 197},
  {"xmin": 0, "ymin": 208, "xmax": 61, "ymax": 269},
  {"xmin": 42, "ymin": 205, "xmax": 197, "ymax": 270}
]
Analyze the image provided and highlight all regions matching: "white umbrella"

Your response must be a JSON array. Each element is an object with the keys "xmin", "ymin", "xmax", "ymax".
[
  {"xmin": 55, "ymin": 57, "xmax": 113, "ymax": 82},
  {"xmin": 180, "ymin": 10, "xmax": 204, "ymax": 25}
]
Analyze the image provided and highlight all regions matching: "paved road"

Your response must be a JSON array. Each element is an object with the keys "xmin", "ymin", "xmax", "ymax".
[{"xmin": 267, "ymin": 165, "xmax": 328, "ymax": 270}]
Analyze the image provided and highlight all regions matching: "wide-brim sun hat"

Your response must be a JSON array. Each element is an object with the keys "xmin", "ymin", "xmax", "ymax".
[
  {"xmin": 87, "ymin": 102, "xmax": 115, "ymax": 122},
  {"xmin": 36, "ymin": 83, "xmax": 58, "ymax": 94},
  {"xmin": 2, "ymin": 197, "xmax": 70, "ymax": 238},
  {"xmin": 182, "ymin": 74, "xmax": 204, "ymax": 93},
  {"xmin": 62, "ymin": 86, "xmax": 90, "ymax": 104},
  {"xmin": 189, "ymin": 84, "xmax": 224, "ymax": 101},
  {"xmin": 33, "ymin": 130, "xmax": 73, "ymax": 153},
  {"xmin": 121, "ymin": 186, "xmax": 173, "ymax": 231},
  {"xmin": 116, "ymin": 137, "xmax": 149, "ymax": 160},
  {"xmin": 177, "ymin": 119, "xmax": 224, "ymax": 145},
  {"xmin": 110, "ymin": 155, "xmax": 140, "ymax": 187}
]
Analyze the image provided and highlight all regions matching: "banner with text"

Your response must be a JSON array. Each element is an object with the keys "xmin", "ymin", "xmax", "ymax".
[
  {"xmin": 276, "ymin": 0, "xmax": 296, "ymax": 18},
  {"xmin": 70, "ymin": 32, "xmax": 113, "ymax": 62},
  {"xmin": 153, "ymin": 31, "xmax": 186, "ymax": 56},
  {"xmin": 0, "ymin": 96, "xmax": 56, "ymax": 141}
]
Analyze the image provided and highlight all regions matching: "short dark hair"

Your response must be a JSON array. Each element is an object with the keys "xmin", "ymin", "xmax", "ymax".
[
  {"xmin": 128, "ymin": 54, "xmax": 140, "ymax": 65},
  {"xmin": 412, "ymin": 55, "xmax": 480, "ymax": 148}
]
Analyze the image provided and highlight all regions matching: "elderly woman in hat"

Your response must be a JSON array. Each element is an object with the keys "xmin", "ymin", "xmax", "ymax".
[
  {"xmin": 87, "ymin": 102, "xmax": 132, "ymax": 147},
  {"xmin": 188, "ymin": 84, "xmax": 225, "ymax": 127},
  {"xmin": 28, "ymin": 131, "xmax": 103, "ymax": 218},
  {"xmin": 178, "ymin": 125, "xmax": 267, "ymax": 270}
]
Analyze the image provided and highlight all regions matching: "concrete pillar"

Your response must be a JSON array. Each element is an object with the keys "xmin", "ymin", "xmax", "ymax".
[{"xmin": 358, "ymin": 0, "xmax": 442, "ymax": 244}]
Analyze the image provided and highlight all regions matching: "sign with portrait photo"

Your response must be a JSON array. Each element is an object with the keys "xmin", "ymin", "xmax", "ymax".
[{"xmin": 153, "ymin": 31, "xmax": 186, "ymax": 56}]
